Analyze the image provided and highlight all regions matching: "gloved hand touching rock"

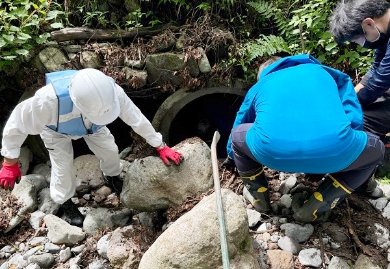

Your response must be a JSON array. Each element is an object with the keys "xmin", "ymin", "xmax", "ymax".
[
  {"xmin": 156, "ymin": 144, "xmax": 184, "ymax": 166},
  {"xmin": 0, "ymin": 162, "xmax": 22, "ymax": 190}
]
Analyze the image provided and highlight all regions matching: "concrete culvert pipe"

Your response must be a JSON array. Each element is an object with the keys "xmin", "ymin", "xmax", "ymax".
[{"xmin": 152, "ymin": 87, "xmax": 246, "ymax": 158}]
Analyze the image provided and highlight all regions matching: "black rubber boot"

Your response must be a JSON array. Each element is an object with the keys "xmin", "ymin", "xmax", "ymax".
[
  {"xmin": 103, "ymin": 174, "xmax": 123, "ymax": 194},
  {"xmin": 376, "ymin": 145, "xmax": 390, "ymax": 177},
  {"xmin": 60, "ymin": 199, "xmax": 84, "ymax": 227},
  {"xmin": 240, "ymin": 168, "xmax": 271, "ymax": 212},
  {"xmin": 293, "ymin": 174, "xmax": 353, "ymax": 223},
  {"xmin": 355, "ymin": 174, "xmax": 383, "ymax": 199}
]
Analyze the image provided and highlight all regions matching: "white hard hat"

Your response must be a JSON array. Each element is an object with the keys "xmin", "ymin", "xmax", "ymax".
[{"xmin": 69, "ymin": 68, "xmax": 120, "ymax": 125}]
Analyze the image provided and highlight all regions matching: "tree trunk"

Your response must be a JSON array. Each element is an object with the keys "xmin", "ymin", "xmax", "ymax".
[{"xmin": 50, "ymin": 24, "xmax": 179, "ymax": 42}]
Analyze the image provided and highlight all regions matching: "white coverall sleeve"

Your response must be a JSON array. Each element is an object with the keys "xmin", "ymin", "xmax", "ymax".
[
  {"xmin": 1, "ymin": 86, "xmax": 57, "ymax": 159},
  {"xmin": 116, "ymin": 85, "xmax": 163, "ymax": 147}
]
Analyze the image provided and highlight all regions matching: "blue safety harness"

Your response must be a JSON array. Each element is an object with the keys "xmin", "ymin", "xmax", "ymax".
[{"xmin": 45, "ymin": 70, "xmax": 103, "ymax": 136}]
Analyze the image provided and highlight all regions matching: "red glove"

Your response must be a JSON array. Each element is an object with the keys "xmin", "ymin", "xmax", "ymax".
[
  {"xmin": 0, "ymin": 162, "xmax": 22, "ymax": 190},
  {"xmin": 156, "ymin": 146, "xmax": 183, "ymax": 166}
]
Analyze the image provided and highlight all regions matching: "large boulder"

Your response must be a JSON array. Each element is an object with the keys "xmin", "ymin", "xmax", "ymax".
[
  {"xmin": 138, "ymin": 189, "xmax": 260, "ymax": 269},
  {"xmin": 120, "ymin": 138, "xmax": 213, "ymax": 211}
]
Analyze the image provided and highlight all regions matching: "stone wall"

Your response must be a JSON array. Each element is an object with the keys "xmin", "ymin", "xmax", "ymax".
[{"xmin": 0, "ymin": 26, "xmax": 249, "ymax": 163}]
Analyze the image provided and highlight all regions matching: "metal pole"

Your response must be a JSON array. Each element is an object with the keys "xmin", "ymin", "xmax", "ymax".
[{"xmin": 211, "ymin": 130, "xmax": 230, "ymax": 269}]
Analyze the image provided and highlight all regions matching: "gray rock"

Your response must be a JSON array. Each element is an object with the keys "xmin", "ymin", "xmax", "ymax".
[
  {"xmin": 138, "ymin": 189, "xmax": 260, "ymax": 269},
  {"xmin": 354, "ymin": 254, "xmax": 382, "ymax": 269},
  {"xmin": 44, "ymin": 214, "xmax": 85, "ymax": 244},
  {"xmin": 83, "ymin": 207, "xmax": 132, "ymax": 235},
  {"xmin": 73, "ymin": 154, "xmax": 104, "ymax": 189},
  {"xmin": 369, "ymin": 197, "xmax": 389, "ymax": 212},
  {"xmin": 28, "ymin": 253, "xmax": 55, "ymax": 269},
  {"xmin": 279, "ymin": 175, "xmax": 297, "ymax": 194},
  {"xmin": 277, "ymin": 236, "xmax": 301, "ymax": 255},
  {"xmin": 71, "ymin": 244, "xmax": 85, "ymax": 254},
  {"xmin": 6, "ymin": 178, "xmax": 37, "ymax": 233},
  {"xmin": 197, "ymin": 47, "xmax": 211, "ymax": 73},
  {"xmin": 298, "ymin": 248, "xmax": 322, "ymax": 268},
  {"xmin": 121, "ymin": 139, "xmax": 213, "ymax": 211},
  {"xmin": 97, "ymin": 234, "xmax": 111, "ymax": 259},
  {"xmin": 29, "ymin": 211, "xmax": 46, "ymax": 230},
  {"xmin": 19, "ymin": 146, "xmax": 33, "ymax": 175},
  {"xmin": 59, "ymin": 247, "xmax": 72, "ymax": 263},
  {"xmin": 25, "ymin": 263, "xmax": 41, "ymax": 269},
  {"xmin": 328, "ymin": 256, "xmax": 351, "ymax": 269},
  {"xmin": 280, "ymin": 223, "xmax": 314, "ymax": 243},
  {"xmin": 25, "ymin": 174, "xmax": 48, "ymax": 193},
  {"xmin": 44, "ymin": 242, "xmax": 61, "ymax": 254},
  {"xmin": 246, "ymin": 209, "xmax": 261, "ymax": 227},
  {"xmin": 39, "ymin": 47, "xmax": 71, "ymax": 72}
]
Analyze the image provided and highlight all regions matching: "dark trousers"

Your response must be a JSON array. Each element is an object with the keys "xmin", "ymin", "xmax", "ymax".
[
  {"xmin": 363, "ymin": 90, "xmax": 390, "ymax": 141},
  {"xmin": 231, "ymin": 123, "xmax": 384, "ymax": 189}
]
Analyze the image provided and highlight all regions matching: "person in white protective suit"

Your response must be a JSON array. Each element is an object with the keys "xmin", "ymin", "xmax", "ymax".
[{"xmin": 0, "ymin": 68, "xmax": 183, "ymax": 226}]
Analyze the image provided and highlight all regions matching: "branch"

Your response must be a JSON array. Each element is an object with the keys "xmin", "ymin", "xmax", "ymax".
[
  {"xmin": 345, "ymin": 199, "xmax": 373, "ymax": 256},
  {"xmin": 50, "ymin": 24, "xmax": 180, "ymax": 42}
]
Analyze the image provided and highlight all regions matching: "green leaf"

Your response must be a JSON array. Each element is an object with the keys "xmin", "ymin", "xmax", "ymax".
[
  {"xmin": 46, "ymin": 10, "xmax": 64, "ymax": 20},
  {"xmin": 306, "ymin": 18, "xmax": 312, "ymax": 27},
  {"xmin": 0, "ymin": 39, "xmax": 6, "ymax": 48},
  {"xmin": 13, "ymin": 39, "xmax": 27, "ymax": 44},
  {"xmin": 17, "ymin": 32, "xmax": 31, "ymax": 40},
  {"xmin": 292, "ymin": 8, "xmax": 303, "ymax": 13},
  {"xmin": 347, "ymin": 51, "xmax": 360, "ymax": 58},
  {"xmin": 50, "ymin": 22, "xmax": 63, "ymax": 29},
  {"xmin": 2, "ymin": 55, "xmax": 17, "ymax": 60},
  {"xmin": 25, "ymin": 17, "xmax": 40, "ymax": 27},
  {"xmin": 291, "ymin": 29, "xmax": 300, "ymax": 35},
  {"xmin": 15, "ymin": 49, "xmax": 29, "ymax": 56},
  {"xmin": 35, "ymin": 32, "xmax": 50, "ymax": 44},
  {"xmin": 321, "ymin": 31, "xmax": 332, "ymax": 39},
  {"xmin": 317, "ymin": 54, "xmax": 325, "ymax": 63},
  {"xmin": 34, "ymin": 37, "xmax": 45, "ymax": 44},
  {"xmin": 9, "ymin": 25, "xmax": 20, "ymax": 32},
  {"xmin": 325, "ymin": 42, "xmax": 338, "ymax": 51},
  {"xmin": 13, "ymin": 7, "xmax": 28, "ymax": 18},
  {"xmin": 2, "ymin": 34, "xmax": 14, "ymax": 42},
  {"xmin": 6, "ymin": 14, "xmax": 18, "ymax": 21}
]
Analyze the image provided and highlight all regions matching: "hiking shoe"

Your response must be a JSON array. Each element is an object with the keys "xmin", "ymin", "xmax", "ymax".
[
  {"xmin": 103, "ymin": 174, "xmax": 123, "ymax": 194},
  {"xmin": 293, "ymin": 174, "xmax": 352, "ymax": 223},
  {"xmin": 60, "ymin": 199, "xmax": 84, "ymax": 227},
  {"xmin": 240, "ymin": 168, "xmax": 271, "ymax": 212}
]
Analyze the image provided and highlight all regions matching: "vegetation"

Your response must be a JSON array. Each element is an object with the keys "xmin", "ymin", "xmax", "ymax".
[
  {"xmin": 378, "ymin": 176, "xmax": 390, "ymax": 185},
  {"xmin": 0, "ymin": 0, "xmax": 64, "ymax": 73},
  {"xmin": 0, "ymin": 0, "xmax": 375, "ymax": 82}
]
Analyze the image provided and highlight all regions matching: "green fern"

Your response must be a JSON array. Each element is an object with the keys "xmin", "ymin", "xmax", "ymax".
[
  {"xmin": 247, "ymin": 1, "xmax": 294, "ymax": 42},
  {"xmin": 274, "ymin": 11, "xmax": 293, "ymax": 39},
  {"xmin": 246, "ymin": 34, "xmax": 291, "ymax": 61},
  {"xmin": 247, "ymin": 1, "xmax": 274, "ymax": 19}
]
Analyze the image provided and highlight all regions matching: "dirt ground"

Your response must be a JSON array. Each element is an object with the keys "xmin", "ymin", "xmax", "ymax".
[{"xmin": 0, "ymin": 148, "xmax": 389, "ymax": 268}]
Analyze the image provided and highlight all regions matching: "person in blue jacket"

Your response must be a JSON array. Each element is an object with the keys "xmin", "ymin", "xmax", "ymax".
[
  {"xmin": 329, "ymin": 0, "xmax": 390, "ymax": 175},
  {"xmin": 223, "ymin": 54, "xmax": 384, "ymax": 223}
]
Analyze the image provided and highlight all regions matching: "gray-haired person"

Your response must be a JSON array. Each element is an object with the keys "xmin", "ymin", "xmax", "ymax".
[{"xmin": 329, "ymin": 0, "xmax": 390, "ymax": 176}]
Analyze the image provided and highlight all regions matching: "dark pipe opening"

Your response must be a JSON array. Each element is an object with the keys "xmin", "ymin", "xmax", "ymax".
[
  {"xmin": 168, "ymin": 93, "xmax": 243, "ymax": 158},
  {"xmin": 73, "ymin": 93, "xmax": 244, "ymax": 159},
  {"xmin": 72, "ymin": 120, "xmax": 133, "ymax": 158}
]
